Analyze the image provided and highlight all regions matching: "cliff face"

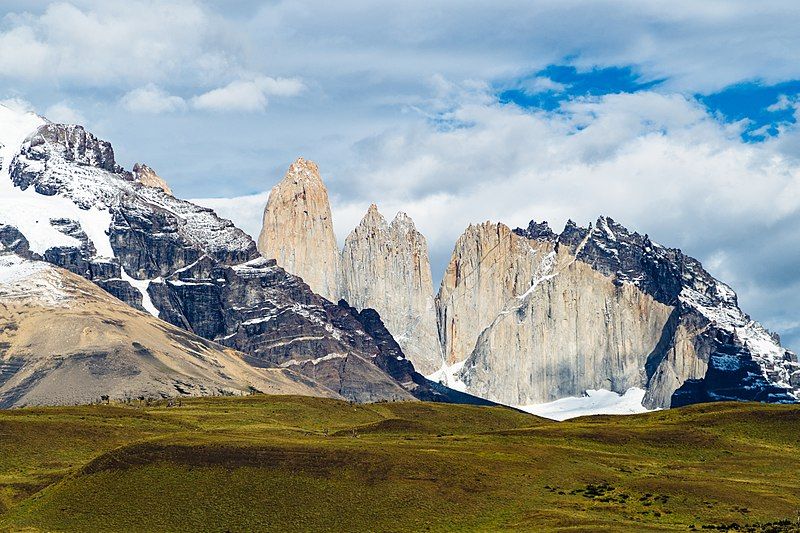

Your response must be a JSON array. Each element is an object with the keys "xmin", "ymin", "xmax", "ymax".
[
  {"xmin": 340, "ymin": 205, "xmax": 443, "ymax": 375},
  {"xmin": 436, "ymin": 222, "xmax": 548, "ymax": 367},
  {"xmin": 257, "ymin": 158, "xmax": 340, "ymax": 301},
  {"xmin": 441, "ymin": 217, "xmax": 800, "ymax": 408},
  {"xmin": 460, "ymin": 244, "xmax": 674, "ymax": 405}
]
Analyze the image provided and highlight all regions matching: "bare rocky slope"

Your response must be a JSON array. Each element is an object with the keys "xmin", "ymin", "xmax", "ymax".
[
  {"xmin": 0, "ymin": 105, "xmax": 483, "ymax": 406},
  {"xmin": 0, "ymin": 253, "xmax": 336, "ymax": 408}
]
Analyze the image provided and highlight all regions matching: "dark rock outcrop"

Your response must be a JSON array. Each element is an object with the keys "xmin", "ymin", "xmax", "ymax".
[{"xmin": 0, "ymin": 224, "xmax": 39, "ymax": 260}]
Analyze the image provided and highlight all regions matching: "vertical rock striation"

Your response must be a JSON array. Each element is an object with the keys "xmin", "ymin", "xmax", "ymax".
[
  {"xmin": 340, "ymin": 205, "xmax": 443, "ymax": 375},
  {"xmin": 257, "ymin": 158, "xmax": 339, "ymax": 301},
  {"xmin": 436, "ymin": 222, "xmax": 548, "ymax": 367}
]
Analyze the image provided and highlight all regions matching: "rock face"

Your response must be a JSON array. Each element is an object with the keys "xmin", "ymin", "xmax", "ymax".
[
  {"xmin": 132, "ymin": 163, "xmax": 172, "ymax": 195},
  {"xmin": 257, "ymin": 158, "xmax": 340, "ymax": 301},
  {"xmin": 437, "ymin": 222, "xmax": 545, "ymax": 368},
  {"xmin": 0, "ymin": 253, "xmax": 338, "ymax": 408},
  {"xmin": 438, "ymin": 217, "xmax": 800, "ymax": 408},
  {"xmin": 340, "ymin": 205, "xmax": 443, "ymax": 374}
]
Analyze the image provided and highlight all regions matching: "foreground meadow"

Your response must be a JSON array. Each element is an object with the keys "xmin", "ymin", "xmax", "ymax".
[{"xmin": 1, "ymin": 396, "xmax": 798, "ymax": 532}]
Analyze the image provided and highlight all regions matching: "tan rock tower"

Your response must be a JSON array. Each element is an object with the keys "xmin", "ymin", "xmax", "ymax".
[
  {"xmin": 340, "ymin": 204, "xmax": 443, "ymax": 375},
  {"xmin": 257, "ymin": 158, "xmax": 339, "ymax": 301},
  {"xmin": 132, "ymin": 163, "xmax": 172, "ymax": 195}
]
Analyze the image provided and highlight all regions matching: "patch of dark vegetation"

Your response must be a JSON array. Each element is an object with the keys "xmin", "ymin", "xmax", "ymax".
[
  {"xmin": 546, "ymin": 482, "xmax": 675, "ymax": 514},
  {"xmin": 79, "ymin": 441, "xmax": 378, "ymax": 479},
  {"xmin": 101, "ymin": 318, "xmax": 125, "ymax": 328},
  {"xmin": 567, "ymin": 482, "xmax": 632, "ymax": 504},
  {"xmin": 694, "ymin": 519, "xmax": 800, "ymax": 532}
]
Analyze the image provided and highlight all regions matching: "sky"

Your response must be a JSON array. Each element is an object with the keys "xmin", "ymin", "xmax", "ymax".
[{"xmin": 0, "ymin": 0, "xmax": 799, "ymax": 350}]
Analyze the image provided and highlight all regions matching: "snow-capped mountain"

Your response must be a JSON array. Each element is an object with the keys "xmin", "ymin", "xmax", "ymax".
[{"xmin": 0, "ymin": 104, "xmax": 484, "ymax": 406}]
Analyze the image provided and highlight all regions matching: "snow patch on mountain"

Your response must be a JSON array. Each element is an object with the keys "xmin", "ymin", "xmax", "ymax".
[
  {"xmin": 120, "ymin": 267, "xmax": 160, "ymax": 317},
  {"xmin": 680, "ymin": 285, "xmax": 800, "ymax": 396},
  {"xmin": 427, "ymin": 359, "xmax": 467, "ymax": 392},
  {"xmin": 0, "ymin": 254, "xmax": 69, "ymax": 306},
  {"xmin": 519, "ymin": 388, "xmax": 653, "ymax": 421}
]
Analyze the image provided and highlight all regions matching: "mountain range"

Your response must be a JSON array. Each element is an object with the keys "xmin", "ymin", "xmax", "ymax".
[
  {"xmin": 256, "ymin": 150, "xmax": 800, "ymax": 412},
  {"xmin": 0, "ymin": 103, "xmax": 797, "ymax": 413}
]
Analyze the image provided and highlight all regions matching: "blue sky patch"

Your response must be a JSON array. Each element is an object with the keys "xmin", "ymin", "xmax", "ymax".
[
  {"xmin": 699, "ymin": 80, "xmax": 800, "ymax": 141},
  {"xmin": 497, "ymin": 65, "xmax": 662, "ymax": 111}
]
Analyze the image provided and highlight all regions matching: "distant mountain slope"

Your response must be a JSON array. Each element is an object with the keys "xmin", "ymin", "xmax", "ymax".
[{"xmin": 0, "ymin": 254, "xmax": 338, "ymax": 408}]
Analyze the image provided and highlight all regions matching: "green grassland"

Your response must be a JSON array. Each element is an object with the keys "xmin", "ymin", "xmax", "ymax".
[{"xmin": 0, "ymin": 396, "xmax": 799, "ymax": 532}]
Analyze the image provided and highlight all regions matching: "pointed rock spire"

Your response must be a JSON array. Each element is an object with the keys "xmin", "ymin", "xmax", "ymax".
[
  {"xmin": 257, "ymin": 157, "xmax": 339, "ymax": 301},
  {"xmin": 340, "ymin": 205, "xmax": 443, "ymax": 374}
]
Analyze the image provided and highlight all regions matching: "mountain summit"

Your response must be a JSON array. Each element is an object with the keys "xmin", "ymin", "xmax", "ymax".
[
  {"xmin": 257, "ymin": 157, "xmax": 340, "ymax": 301},
  {"xmin": 437, "ymin": 216, "xmax": 799, "ymax": 408}
]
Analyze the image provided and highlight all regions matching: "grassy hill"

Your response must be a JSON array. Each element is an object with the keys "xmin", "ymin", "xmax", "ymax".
[{"xmin": 1, "ymin": 396, "xmax": 799, "ymax": 532}]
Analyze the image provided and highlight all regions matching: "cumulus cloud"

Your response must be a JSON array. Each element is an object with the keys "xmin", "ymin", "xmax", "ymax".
[
  {"xmin": 0, "ymin": 1, "xmax": 233, "ymax": 86},
  {"xmin": 246, "ymin": 0, "xmax": 800, "ymax": 94},
  {"xmin": 191, "ymin": 76, "xmax": 305, "ymax": 112},
  {"xmin": 121, "ymin": 85, "xmax": 186, "ymax": 113},
  {"xmin": 519, "ymin": 77, "xmax": 568, "ymax": 94},
  {"xmin": 43, "ymin": 101, "xmax": 86, "ymax": 124}
]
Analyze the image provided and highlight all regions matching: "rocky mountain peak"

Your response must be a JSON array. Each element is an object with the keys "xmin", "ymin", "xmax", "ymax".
[
  {"xmin": 286, "ymin": 156, "xmax": 322, "ymax": 182},
  {"xmin": 257, "ymin": 158, "xmax": 339, "ymax": 301},
  {"xmin": 514, "ymin": 219, "xmax": 556, "ymax": 241},
  {"xmin": 444, "ymin": 214, "xmax": 799, "ymax": 408},
  {"xmin": 390, "ymin": 211, "xmax": 417, "ymax": 233},
  {"xmin": 132, "ymin": 163, "xmax": 172, "ymax": 195},
  {"xmin": 341, "ymin": 206, "xmax": 443, "ymax": 375},
  {"xmin": 359, "ymin": 203, "xmax": 389, "ymax": 231}
]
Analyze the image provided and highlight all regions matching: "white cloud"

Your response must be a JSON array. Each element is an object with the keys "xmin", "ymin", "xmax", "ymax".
[
  {"xmin": 0, "ymin": 1, "xmax": 233, "ymax": 86},
  {"xmin": 246, "ymin": 0, "xmax": 800, "ymax": 94},
  {"xmin": 191, "ymin": 76, "xmax": 305, "ymax": 112},
  {"xmin": 191, "ymin": 191, "xmax": 269, "ymax": 238},
  {"xmin": 44, "ymin": 101, "xmax": 86, "ymax": 124},
  {"xmin": 121, "ymin": 85, "xmax": 186, "ymax": 113},
  {"xmin": 520, "ymin": 77, "xmax": 568, "ymax": 94},
  {"xmin": 0, "ymin": 97, "xmax": 35, "ymax": 114},
  {"xmin": 193, "ymin": 84, "xmax": 800, "ymax": 349}
]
